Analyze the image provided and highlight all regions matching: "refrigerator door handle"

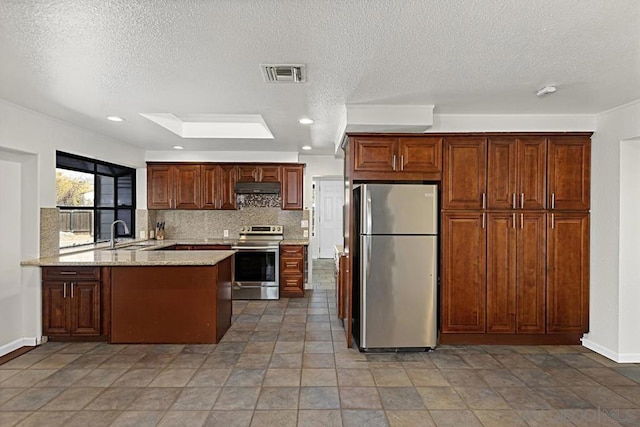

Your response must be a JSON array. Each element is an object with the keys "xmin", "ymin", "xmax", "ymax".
[
  {"xmin": 361, "ymin": 235, "xmax": 371, "ymax": 346},
  {"xmin": 365, "ymin": 189, "xmax": 372, "ymax": 235}
]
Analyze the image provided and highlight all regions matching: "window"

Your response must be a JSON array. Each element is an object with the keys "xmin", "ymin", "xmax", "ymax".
[{"xmin": 56, "ymin": 152, "xmax": 135, "ymax": 248}]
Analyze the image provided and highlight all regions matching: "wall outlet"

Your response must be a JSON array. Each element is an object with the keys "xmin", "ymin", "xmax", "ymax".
[
  {"xmin": 223, "ymin": 230, "xmax": 229, "ymax": 238},
  {"xmin": 301, "ymin": 220, "xmax": 309, "ymax": 228},
  {"xmin": 303, "ymin": 230, "xmax": 309, "ymax": 238},
  {"xmin": 139, "ymin": 230, "xmax": 146, "ymax": 239}
]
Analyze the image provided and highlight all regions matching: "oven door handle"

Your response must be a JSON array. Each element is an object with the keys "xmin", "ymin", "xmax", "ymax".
[{"xmin": 232, "ymin": 246, "xmax": 278, "ymax": 250}]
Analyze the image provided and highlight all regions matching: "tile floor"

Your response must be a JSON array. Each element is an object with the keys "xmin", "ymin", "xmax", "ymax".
[
  {"xmin": 2, "ymin": 287, "xmax": 640, "ymax": 426},
  {"xmin": 311, "ymin": 259, "xmax": 336, "ymax": 291}
]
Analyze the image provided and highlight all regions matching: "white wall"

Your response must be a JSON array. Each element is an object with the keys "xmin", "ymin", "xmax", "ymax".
[
  {"xmin": 298, "ymin": 155, "xmax": 344, "ymax": 260},
  {"xmin": 299, "ymin": 155, "xmax": 344, "ymax": 209},
  {"xmin": 0, "ymin": 159, "xmax": 23, "ymax": 351},
  {"xmin": 0, "ymin": 100, "xmax": 146, "ymax": 206},
  {"xmin": 583, "ymin": 100, "xmax": 640, "ymax": 362},
  {"xmin": 0, "ymin": 100, "xmax": 146, "ymax": 355}
]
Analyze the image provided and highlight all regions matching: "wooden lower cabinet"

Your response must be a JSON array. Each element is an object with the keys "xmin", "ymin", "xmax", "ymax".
[
  {"xmin": 547, "ymin": 212, "xmax": 590, "ymax": 334},
  {"xmin": 442, "ymin": 210, "xmax": 588, "ymax": 344},
  {"xmin": 441, "ymin": 212, "xmax": 486, "ymax": 333},
  {"xmin": 280, "ymin": 245, "xmax": 305, "ymax": 298},
  {"xmin": 42, "ymin": 275, "xmax": 101, "ymax": 337},
  {"xmin": 486, "ymin": 212, "xmax": 546, "ymax": 334}
]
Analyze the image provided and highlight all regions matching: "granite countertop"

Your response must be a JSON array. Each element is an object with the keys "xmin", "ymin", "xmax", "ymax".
[
  {"xmin": 280, "ymin": 239, "xmax": 310, "ymax": 245},
  {"xmin": 22, "ymin": 237, "xmax": 309, "ymax": 266},
  {"xmin": 22, "ymin": 249, "xmax": 235, "ymax": 267},
  {"xmin": 334, "ymin": 244, "xmax": 344, "ymax": 255}
]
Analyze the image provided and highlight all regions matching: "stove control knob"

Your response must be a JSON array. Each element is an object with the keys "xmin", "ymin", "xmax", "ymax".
[{"xmin": 241, "ymin": 227, "xmax": 245, "ymax": 232}]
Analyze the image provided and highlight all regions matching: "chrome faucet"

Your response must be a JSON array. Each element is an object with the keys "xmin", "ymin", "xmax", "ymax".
[{"xmin": 110, "ymin": 220, "xmax": 130, "ymax": 249}]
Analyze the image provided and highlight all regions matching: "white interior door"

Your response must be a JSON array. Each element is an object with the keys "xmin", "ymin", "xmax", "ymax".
[{"xmin": 317, "ymin": 178, "xmax": 344, "ymax": 258}]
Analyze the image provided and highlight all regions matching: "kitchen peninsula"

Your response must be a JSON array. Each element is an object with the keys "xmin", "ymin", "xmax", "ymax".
[{"xmin": 23, "ymin": 244, "xmax": 234, "ymax": 345}]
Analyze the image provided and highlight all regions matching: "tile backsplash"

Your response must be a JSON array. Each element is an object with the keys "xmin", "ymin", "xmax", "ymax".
[
  {"xmin": 150, "ymin": 207, "xmax": 309, "ymax": 240},
  {"xmin": 236, "ymin": 194, "xmax": 281, "ymax": 209}
]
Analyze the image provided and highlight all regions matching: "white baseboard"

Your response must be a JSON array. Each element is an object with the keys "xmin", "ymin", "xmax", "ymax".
[
  {"xmin": 582, "ymin": 338, "xmax": 640, "ymax": 363},
  {"xmin": 0, "ymin": 337, "xmax": 38, "ymax": 358}
]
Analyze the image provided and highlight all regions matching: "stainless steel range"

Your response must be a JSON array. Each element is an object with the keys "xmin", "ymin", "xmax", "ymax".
[{"xmin": 232, "ymin": 225, "xmax": 283, "ymax": 300}]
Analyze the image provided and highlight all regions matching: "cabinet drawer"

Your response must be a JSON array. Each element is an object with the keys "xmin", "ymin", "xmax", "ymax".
[
  {"xmin": 280, "ymin": 245, "xmax": 304, "ymax": 257},
  {"xmin": 280, "ymin": 274, "xmax": 304, "ymax": 297},
  {"xmin": 43, "ymin": 267, "xmax": 100, "ymax": 281},
  {"xmin": 281, "ymin": 258, "xmax": 304, "ymax": 274}
]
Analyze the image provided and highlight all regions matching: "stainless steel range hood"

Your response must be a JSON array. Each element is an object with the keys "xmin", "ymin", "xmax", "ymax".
[{"xmin": 234, "ymin": 182, "xmax": 281, "ymax": 194}]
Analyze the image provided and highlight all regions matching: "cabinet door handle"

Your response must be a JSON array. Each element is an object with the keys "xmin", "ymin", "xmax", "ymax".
[
  {"xmin": 551, "ymin": 213, "xmax": 555, "ymax": 229},
  {"xmin": 520, "ymin": 213, "xmax": 524, "ymax": 229},
  {"xmin": 400, "ymin": 155, "xmax": 404, "ymax": 171},
  {"xmin": 512, "ymin": 193, "xmax": 516, "ymax": 209},
  {"xmin": 551, "ymin": 192, "xmax": 555, "ymax": 210},
  {"xmin": 63, "ymin": 283, "xmax": 67, "ymax": 298},
  {"xmin": 512, "ymin": 213, "xmax": 516, "ymax": 229},
  {"xmin": 482, "ymin": 213, "xmax": 485, "ymax": 229},
  {"xmin": 482, "ymin": 193, "xmax": 486, "ymax": 209},
  {"xmin": 71, "ymin": 282, "xmax": 74, "ymax": 298},
  {"xmin": 520, "ymin": 193, "xmax": 524, "ymax": 209},
  {"xmin": 392, "ymin": 155, "xmax": 396, "ymax": 171}
]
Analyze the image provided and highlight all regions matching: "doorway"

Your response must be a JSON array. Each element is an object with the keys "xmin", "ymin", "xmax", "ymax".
[{"xmin": 314, "ymin": 177, "xmax": 344, "ymax": 259}]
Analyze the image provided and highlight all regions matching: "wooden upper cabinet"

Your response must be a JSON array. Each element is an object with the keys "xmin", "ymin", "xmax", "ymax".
[
  {"xmin": 487, "ymin": 138, "xmax": 517, "ymax": 209},
  {"xmin": 398, "ymin": 137, "xmax": 442, "ymax": 173},
  {"xmin": 147, "ymin": 165, "xmax": 172, "ymax": 209},
  {"xmin": 202, "ymin": 164, "xmax": 237, "ymax": 210},
  {"xmin": 547, "ymin": 212, "xmax": 589, "ymax": 334},
  {"xmin": 147, "ymin": 164, "xmax": 201, "ymax": 209},
  {"xmin": 260, "ymin": 165, "xmax": 281, "ymax": 182},
  {"xmin": 441, "ymin": 212, "xmax": 486, "ymax": 333},
  {"xmin": 443, "ymin": 137, "xmax": 487, "ymax": 209},
  {"xmin": 237, "ymin": 164, "xmax": 281, "ymax": 182},
  {"xmin": 351, "ymin": 136, "xmax": 443, "ymax": 180},
  {"xmin": 518, "ymin": 138, "xmax": 547, "ymax": 210},
  {"xmin": 548, "ymin": 136, "xmax": 591, "ymax": 211},
  {"xmin": 174, "ymin": 165, "xmax": 202, "ymax": 209},
  {"xmin": 487, "ymin": 137, "xmax": 546, "ymax": 210},
  {"xmin": 353, "ymin": 137, "xmax": 397, "ymax": 172},
  {"xmin": 282, "ymin": 164, "xmax": 304, "ymax": 210}
]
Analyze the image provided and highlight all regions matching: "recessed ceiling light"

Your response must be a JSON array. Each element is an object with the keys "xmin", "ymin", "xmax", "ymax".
[
  {"xmin": 301, "ymin": 145, "xmax": 312, "ymax": 150},
  {"xmin": 107, "ymin": 116, "xmax": 124, "ymax": 122},
  {"xmin": 536, "ymin": 86, "xmax": 557, "ymax": 97},
  {"xmin": 298, "ymin": 118, "xmax": 314, "ymax": 125},
  {"xmin": 173, "ymin": 145, "xmax": 184, "ymax": 150}
]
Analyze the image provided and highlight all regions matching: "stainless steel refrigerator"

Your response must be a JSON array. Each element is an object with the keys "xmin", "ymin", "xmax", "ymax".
[{"xmin": 353, "ymin": 183, "xmax": 438, "ymax": 350}]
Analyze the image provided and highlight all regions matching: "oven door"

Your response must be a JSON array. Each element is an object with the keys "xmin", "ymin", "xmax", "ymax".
[{"xmin": 232, "ymin": 246, "xmax": 279, "ymax": 300}]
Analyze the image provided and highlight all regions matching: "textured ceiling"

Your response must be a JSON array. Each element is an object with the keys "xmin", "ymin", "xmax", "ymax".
[{"xmin": 1, "ymin": 0, "xmax": 638, "ymax": 154}]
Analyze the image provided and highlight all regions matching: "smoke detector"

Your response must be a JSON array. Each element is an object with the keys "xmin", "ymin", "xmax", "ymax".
[
  {"xmin": 536, "ymin": 86, "xmax": 557, "ymax": 97},
  {"xmin": 261, "ymin": 64, "xmax": 306, "ymax": 83}
]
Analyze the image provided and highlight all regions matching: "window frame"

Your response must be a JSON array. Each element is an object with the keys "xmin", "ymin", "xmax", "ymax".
[{"xmin": 56, "ymin": 151, "xmax": 136, "ymax": 248}]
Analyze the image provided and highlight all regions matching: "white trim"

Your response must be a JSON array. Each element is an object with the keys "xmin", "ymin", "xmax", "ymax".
[
  {"xmin": 581, "ymin": 338, "xmax": 640, "ymax": 363},
  {"xmin": 616, "ymin": 353, "xmax": 640, "ymax": 364},
  {"xmin": 597, "ymin": 98, "xmax": 640, "ymax": 117},
  {"xmin": 581, "ymin": 338, "xmax": 620, "ymax": 362},
  {"xmin": 0, "ymin": 337, "xmax": 38, "ymax": 358}
]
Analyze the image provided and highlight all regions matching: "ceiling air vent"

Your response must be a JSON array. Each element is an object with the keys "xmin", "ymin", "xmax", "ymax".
[{"xmin": 261, "ymin": 64, "xmax": 306, "ymax": 83}]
